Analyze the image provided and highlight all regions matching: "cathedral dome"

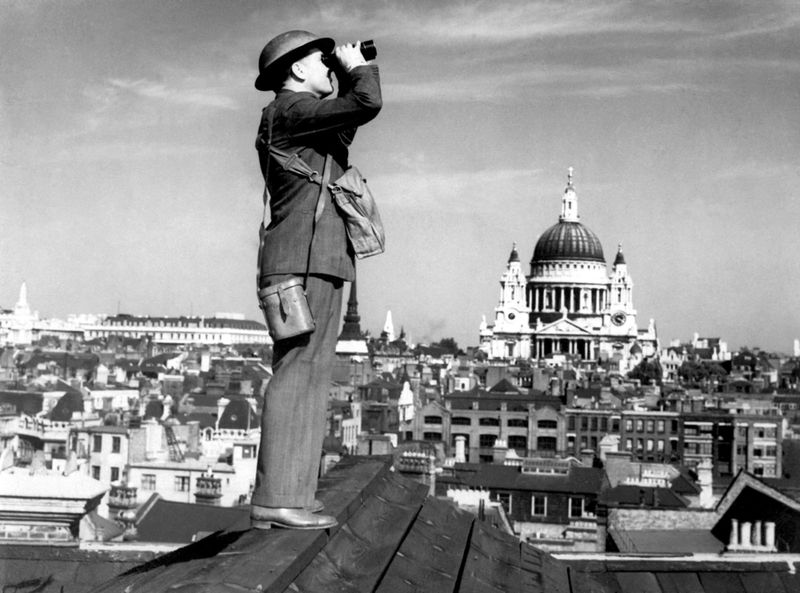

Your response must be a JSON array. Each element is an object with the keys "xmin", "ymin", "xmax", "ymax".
[
  {"xmin": 530, "ymin": 168, "xmax": 605, "ymax": 264},
  {"xmin": 531, "ymin": 221, "xmax": 605, "ymax": 263}
]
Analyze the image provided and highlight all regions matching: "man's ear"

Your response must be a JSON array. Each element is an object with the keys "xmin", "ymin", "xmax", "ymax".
[{"xmin": 289, "ymin": 61, "xmax": 306, "ymax": 82}]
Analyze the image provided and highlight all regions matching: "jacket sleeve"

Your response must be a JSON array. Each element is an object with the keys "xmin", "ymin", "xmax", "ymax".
[{"xmin": 282, "ymin": 65, "xmax": 382, "ymax": 142}]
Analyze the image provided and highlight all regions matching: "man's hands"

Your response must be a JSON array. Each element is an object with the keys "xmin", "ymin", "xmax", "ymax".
[{"xmin": 334, "ymin": 42, "xmax": 368, "ymax": 72}]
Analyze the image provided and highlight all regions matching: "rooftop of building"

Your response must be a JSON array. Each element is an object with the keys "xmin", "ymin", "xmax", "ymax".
[{"xmin": 3, "ymin": 458, "xmax": 800, "ymax": 592}]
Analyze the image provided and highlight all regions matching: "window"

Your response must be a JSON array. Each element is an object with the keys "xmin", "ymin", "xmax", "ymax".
[
  {"xmin": 531, "ymin": 496, "xmax": 547, "ymax": 516},
  {"xmin": 657, "ymin": 440, "xmax": 665, "ymax": 452},
  {"xmin": 657, "ymin": 420, "xmax": 665, "ymax": 433},
  {"xmin": 112, "ymin": 436, "xmax": 121, "ymax": 453},
  {"xmin": 493, "ymin": 491, "xmax": 511, "ymax": 513},
  {"xmin": 479, "ymin": 418, "xmax": 500, "ymax": 426},
  {"xmin": 636, "ymin": 438, "xmax": 644, "ymax": 451},
  {"xmin": 581, "ymin": 417, "xmax": 588, "ymax": 430},
  {"xmin": 537, "ymin": 419, "xmax": 557, "ymax": 429},
  {"xmin": 646, "ymin": 420, "xmax": 655, "ymax": 433},
  {"xmin": 508, "ymin": 418, "xmax": 527, "ymax": 428},
  {"xmin": 93, "ymin": 435, "xmax": 102, "ymax": 453},
  {"xmin": 636, "ymin": 419, "xmax": 644, "ymax": 432},
  {"xmin": 625, "ymin": 438, "xmax": 633, "ymax": 451},
  {"xmin": 569, "ymin": 497, "xmax": 584, "ymax": 518},
  {"xmin": 423, "ymin": 415, "xmax": 442, "ymax": 425},
  {"xmin": 671, "ymin": 420, "xmax": 679, "ymax": 432},
  {"xmin": 612, "ymin": 418, "xmax": 620, "ymax": 432},
  {"xmin": 141, "ymin": 474, "xmax": 156, "ymax": 490},
  {"xmin": 646, "ymin": 439, "xmax": 654, "ymax": 452},
  {"xmin": 508, "ymin": 435, "xmax": 527, "ymax": 451},
  {"xmin": 600, "ymin": 418, "xmax": 608, "ymax": 432},
  {"xmin": 479, "ymin": 434, "xmax": 497, "ymax": 448},
  {"xmin": 174, "ymin": 476, "xmax": 190, "ymax": 492},
  {"xmin": 625, "ymin": 419, "xmax": 633, "ymax": 432},
  {"xmin": 537, "ymin": 436, "xmax": 557, "ymax": 451},
  {"xmin": 590, "ymin": 417, "xmax": 598, "ymax": 431},
  {"xmin": 110, "ymin": 467, "xmax": 120, "ymax": 482},
  {"xmin": 568, "ymin": 416, "xmax": 576, "ymax": 430},
  {"xmin": 92, "ymin": 465, "xmax": 101, "ymax": 480},
  {"xmin": 422, "ymin": 432, "xmax": 442, "ymax": 441},
  {"xmin": 241, "ymin": 445, "xmax": 255, "ymax": 458},
  {"xmin": 452, "ymin": 417, "xmax": 471, "ymax": 426}
]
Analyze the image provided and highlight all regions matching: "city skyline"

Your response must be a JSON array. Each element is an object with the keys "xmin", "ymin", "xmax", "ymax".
[{"xmin": 2, "ymin": 1, "xmax": 798, "ymax": 352}]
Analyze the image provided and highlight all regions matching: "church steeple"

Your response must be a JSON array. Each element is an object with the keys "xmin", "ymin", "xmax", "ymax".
[
  {"xmin": 338, "ymin": 279, "xmax": 364, "ymax": 341},
  {"xmin": 559, "ymin": 166, "xmax": 580, "ymax": 223}
]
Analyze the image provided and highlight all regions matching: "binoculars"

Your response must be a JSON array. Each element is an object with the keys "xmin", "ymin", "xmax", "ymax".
[{"xmin": 322, "ymin": 40, "xmax": 377, "ymax": 67}]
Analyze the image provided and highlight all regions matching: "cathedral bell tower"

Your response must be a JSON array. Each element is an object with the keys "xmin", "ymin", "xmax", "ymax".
[
  {"xmin": 608, "ymin": 244, "xmax": 636, "ymax": 334},
  {"xmin": 479, "ymin": 243, "xmax": 533, "ymax": 360}
]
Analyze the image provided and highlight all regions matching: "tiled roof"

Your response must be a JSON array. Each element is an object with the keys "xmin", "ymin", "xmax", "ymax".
[
  {"xmin": 600, "ymin": 485, "xmax": 688, "ymax": 509},
  {"xmin": 451, "ymin": 463, "xmax": 605, "ymax": 495},
  {"xmin": 48, "ymin": 390, "xmax": 85, "ymax": 421},
  {"xmin": 90, "ymin": 457, "xmax": 592, "ymax": 593},
  {"xmin": 135, "ymin": 499, "xmax": 249, "ymax": 543},
  {"xmin": 218, "ymin": 397, "xmax": 257, "ymax": 431},
  {"xmin": 609, "ymin": 528, "xmax": 725, "ymax": 554}
]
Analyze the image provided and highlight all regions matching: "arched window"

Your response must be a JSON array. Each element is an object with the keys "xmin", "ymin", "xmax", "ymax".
[
  {"xmin": 479, "ymin": 434, "xmax": 497, "ymax": 448},
  {"xmin": 423, "ymin": 415, "xmax": 442, "ymax": 425},
  {"xmin": 508, "ymin": 435, "xmax": 527, "ymax": 451}
]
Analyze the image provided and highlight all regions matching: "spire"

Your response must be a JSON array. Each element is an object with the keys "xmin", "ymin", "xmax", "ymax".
[
  {"xmin": 508, "ymin": 242, "xmax": 520, "ymax": 263},
  {"xmin": 338, "ymin": 279, "xmax": 364, "ymax": 341},
  {"xmin": 17, "ymin": 281, "xmax": 28, "ymax": 308},
  {"xmin": 613, "ymin": 243, "xmax": 626, "ymax": 266},
  {"xmin": 383, "ymin": 310, "xmax": 395, "ymax": 342},
  {"xmin": 559, "ymin": 166, "xmax": 580, "ymax": 223}
]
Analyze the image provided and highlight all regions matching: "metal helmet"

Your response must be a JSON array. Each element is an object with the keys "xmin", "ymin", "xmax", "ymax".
[{"xmin": 255, "ymin": 30, "xmax": 334, "ymax": 92}]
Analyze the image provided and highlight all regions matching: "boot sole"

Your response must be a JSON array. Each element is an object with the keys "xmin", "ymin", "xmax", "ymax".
[{"xmin": 251, "ymin": 518, "xmax": 337, "ymax": 530}]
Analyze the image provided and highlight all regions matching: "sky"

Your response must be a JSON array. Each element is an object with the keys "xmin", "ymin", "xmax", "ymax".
[{"xmin": 1, "ymin": 0, "xmax": 798, "ymax": 352}]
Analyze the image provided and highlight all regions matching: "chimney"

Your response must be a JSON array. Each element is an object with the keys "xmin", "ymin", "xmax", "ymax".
[
  {"xmin": 455, "ymin": 435, "xmax": 466, "ymax": 464},
  {"xmin": 493, "ymin": 437, "xmax": 508, "ymax": 464},
  {"xmin": 697, "ymin": 457, "xmax": 714, "ymax": 508},
  {"xmin": 145, "ymin": 418, "xmax": 164, "ymax": 461}
]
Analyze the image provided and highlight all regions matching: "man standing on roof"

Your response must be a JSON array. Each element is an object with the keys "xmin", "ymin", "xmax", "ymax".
[{"xmin": 250, "ymin": 30, "xmax": 382, "ymax": 530}]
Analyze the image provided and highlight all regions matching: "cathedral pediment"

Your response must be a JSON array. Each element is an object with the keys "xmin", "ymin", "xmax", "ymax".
[{"xmin": 536, "ymin": 317, "xmax": 593, "ymax": 336}]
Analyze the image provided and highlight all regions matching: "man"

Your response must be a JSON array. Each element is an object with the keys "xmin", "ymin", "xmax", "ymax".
[{"xmin": 250, "ymin": 30, "xmax": 382, "ymax": 529}]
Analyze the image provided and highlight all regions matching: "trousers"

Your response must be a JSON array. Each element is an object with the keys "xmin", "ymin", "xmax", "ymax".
[{"xmin": 252, "ymin": 273, "xmax": 344, "ymax": 508}]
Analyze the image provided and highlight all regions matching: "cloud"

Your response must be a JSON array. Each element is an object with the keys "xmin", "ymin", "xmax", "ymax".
[
  {"xmin": 714, "ymin": 160, "xmax": 799, "ymax": 181},
  {"xmin": 370, "ymin": 165, "xmax": 542, "ymax": 213},
  {"xmin": 107, "ymin": 78, "xmax": 239, "ymax": 110},
  {"xmin": 384, "ymin": 60, "xmax": 710, "ymax": 103},
  {"xmin": 49, "ymin": 140, "xmax": 216, "ymax": 164}
]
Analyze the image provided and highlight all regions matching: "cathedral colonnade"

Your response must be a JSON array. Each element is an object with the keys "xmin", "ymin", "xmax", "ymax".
[{"xmin": 529, "ymin": 284, "xmax": 608, "ymax": 315}]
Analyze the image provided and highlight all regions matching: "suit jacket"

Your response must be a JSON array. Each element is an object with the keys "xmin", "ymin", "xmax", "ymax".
[{"xmin": 256, "ymin": 65, "xmax": 382, "ymax": 283}]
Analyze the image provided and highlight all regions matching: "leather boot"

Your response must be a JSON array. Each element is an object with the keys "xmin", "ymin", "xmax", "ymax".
[{"xmin": 250, "ymin": 505, "xmax": 337, "ymax": 530}]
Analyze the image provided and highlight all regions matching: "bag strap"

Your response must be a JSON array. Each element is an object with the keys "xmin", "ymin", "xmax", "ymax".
[
  {"xmin": 260, "ymin": 102, "xmax": 331, "ymax": 290},
  {"xmin": 303, "ymin": 154, "xmax": 331, "ymax": 289}
]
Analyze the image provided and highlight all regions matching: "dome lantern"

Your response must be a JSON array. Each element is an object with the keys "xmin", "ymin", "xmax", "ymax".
[{"xmin": 559, "ymin": 166, "xmax": 580, "ymax": 223}]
